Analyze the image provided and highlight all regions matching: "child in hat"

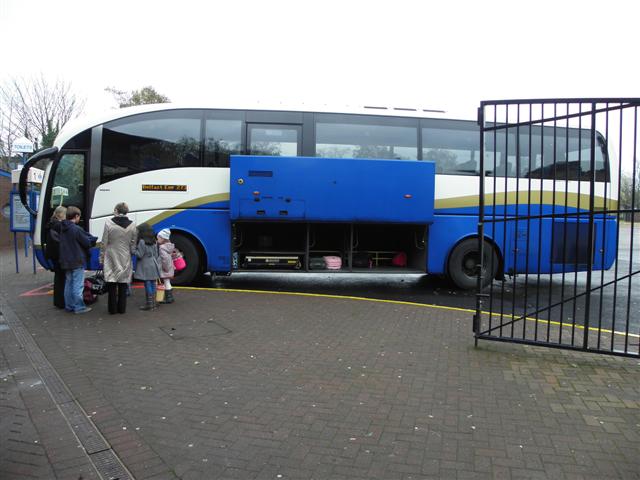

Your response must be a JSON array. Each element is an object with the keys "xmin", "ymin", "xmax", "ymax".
[
  {"xmin": 134, "ymin": 223, "xmax": 161, "ymax": 310},
  {"xmin": 157, "ymin": 228, "xmax": 176, "ymax": 304}
]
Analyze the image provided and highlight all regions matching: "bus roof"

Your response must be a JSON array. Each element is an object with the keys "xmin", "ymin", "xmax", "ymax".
[{"xmin": 54, "ymin": 102, "xmax": 454, "ymax": 149}]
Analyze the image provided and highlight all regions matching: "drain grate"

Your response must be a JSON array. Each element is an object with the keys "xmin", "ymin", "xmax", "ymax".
[
  {"xmin": 34, "ymin": 364, "xmax": 74, "ymax": 404},
  {"xmin": 0, "ymin": 298, "xmax": 133, "ymax": 480},
  {"xmin": 58, "ymin": 400, "xmax": 110, "ymax": 454},
  {"xmin": 90, "ymin": 449, "xmax": 132, "ymax": 480},
  {"xmin": 160, "ymin": 319, "xmax": 231, "ymax": 340}
]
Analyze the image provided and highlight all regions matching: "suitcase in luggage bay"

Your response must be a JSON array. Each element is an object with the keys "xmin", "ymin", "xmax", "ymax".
[
  {"xmin": 309, "ymin": 257, "xmax": 327, "ymax": 270},
  {"xmin": 323, "ymin": 256, "xmax": 342, "ymax": 270}
]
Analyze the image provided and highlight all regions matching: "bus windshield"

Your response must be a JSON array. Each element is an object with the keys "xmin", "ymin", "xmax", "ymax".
[{"xmin": 49, "ymin": 153, "xmax": 85, "ymax": 209}]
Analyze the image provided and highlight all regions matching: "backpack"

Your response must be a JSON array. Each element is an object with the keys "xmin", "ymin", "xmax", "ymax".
[{"xmin": 83, "ymin": 279, "xmax": 98, "ymax": 305}]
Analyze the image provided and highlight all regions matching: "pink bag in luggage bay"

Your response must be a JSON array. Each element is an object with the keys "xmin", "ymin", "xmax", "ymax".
[
  {"xmin": 391, "ymin": 252, "xmax": 407, "ymax": 267},
  {"xmin": 172, "ymin": 249, "xmax": 186, "ymax": 271},
  {"xmin": 323, "ymin": 256, "xmax": 342, "ymax": 270}
]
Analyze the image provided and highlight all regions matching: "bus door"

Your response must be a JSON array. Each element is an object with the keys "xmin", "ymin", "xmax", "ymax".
[
  {"xmin": 45, "ymin": 150, "xmax": 89, "ymax": 231},
  {"xmin": 246, "ymin": 123, "xmax": 302, "ymax": 156}
]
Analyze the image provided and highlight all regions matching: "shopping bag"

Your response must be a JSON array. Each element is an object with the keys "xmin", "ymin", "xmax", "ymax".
[{"xmin": 155, "ymin": 284, "xmax": 165, "ymax": 303}]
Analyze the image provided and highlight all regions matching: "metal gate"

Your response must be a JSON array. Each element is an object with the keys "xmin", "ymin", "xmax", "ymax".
[{"xmin": 474, "ymin": 99, "xmax": 640, "ymax": 357}]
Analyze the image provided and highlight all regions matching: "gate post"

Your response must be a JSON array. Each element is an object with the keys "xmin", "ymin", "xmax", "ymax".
[
  {"xmin": 474, "ymin": 105, "xmax": 486, "ymax": 346},
  {"xmin": 581, "ymin": 102, "xmax": 598, "ymax": 350}
]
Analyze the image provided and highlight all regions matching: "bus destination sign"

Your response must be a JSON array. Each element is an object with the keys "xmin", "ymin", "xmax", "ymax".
[{"xmin": 142, "ymin": 184, "xmax": 187, "ymax": 192}]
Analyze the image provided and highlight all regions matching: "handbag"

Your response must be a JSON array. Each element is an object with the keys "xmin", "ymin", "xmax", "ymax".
[
  {"xmin": 86, "ymin": 270, "xmax": 107, "ymax": 295},
  {"xmin": 173, "ymin": 250, "xmax": 186, "ymax": 271}
]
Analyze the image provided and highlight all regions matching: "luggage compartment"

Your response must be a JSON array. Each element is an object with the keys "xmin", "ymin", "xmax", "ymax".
[
  {"xmin": 233, "ymin": 222, "xmax": 306, "ymax": 270},
  {"xmin": 233, "ymin": 222, "xmax": 427, "ymax": 273},
  {"xmin": 351, "ymin": 224, "xmax": 427, "ymax": 271}
]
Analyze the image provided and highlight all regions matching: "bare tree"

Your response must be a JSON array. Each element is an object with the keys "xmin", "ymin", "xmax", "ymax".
[
  {"xmin": 0, "ymin": 96, "xmax": 21, "ymax": 169},
  {"xmin": 0, "ymin": 74, "xmax": 85, "ymax": 163}
]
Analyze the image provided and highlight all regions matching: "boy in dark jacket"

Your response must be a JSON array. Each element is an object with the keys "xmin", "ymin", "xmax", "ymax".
[{"xmin": 59, "ymin": 206, "xmax": 97, "ymax": 314}]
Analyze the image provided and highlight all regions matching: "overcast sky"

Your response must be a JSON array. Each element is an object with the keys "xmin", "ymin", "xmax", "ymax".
[{"xmin": 0, "ymin": 0, "xmax": 638, "ymax": 120}]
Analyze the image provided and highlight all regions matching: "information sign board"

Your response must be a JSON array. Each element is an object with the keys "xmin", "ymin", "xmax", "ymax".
[{"xmin": 10, "ymin": 191, "xmax": 32, "ymax": 232}]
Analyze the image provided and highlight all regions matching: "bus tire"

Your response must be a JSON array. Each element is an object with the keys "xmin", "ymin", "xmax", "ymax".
[
  {"xmin": 171, "ymin": 233, "xmax": 202, "ymax": 286},
  {"xmin": 447, "ymin": 238, "xmax": 499, "ymax": 290}
]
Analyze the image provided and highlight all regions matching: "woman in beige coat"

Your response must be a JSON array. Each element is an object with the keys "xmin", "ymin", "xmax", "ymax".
[{"xmin": 100, "ymin": 202, "xmax": 137, "ymax": 314}]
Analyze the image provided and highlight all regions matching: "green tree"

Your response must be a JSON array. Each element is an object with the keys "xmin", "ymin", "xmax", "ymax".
[{"xmin": 105, "ymin": 86, "xmax": 170, "ymax": 108}]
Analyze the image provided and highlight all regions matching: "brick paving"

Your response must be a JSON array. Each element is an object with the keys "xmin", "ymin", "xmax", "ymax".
[
  {"xmin": 1, "ymin": 330, "xmax": 57, "ymax": 479},
  {"xmin": 0, "ymin": 307, "xmax": 99, "ymax": 479},
  {"xmin": 1, "ymin": 251, "xmax": 640, "ymax": 479}
]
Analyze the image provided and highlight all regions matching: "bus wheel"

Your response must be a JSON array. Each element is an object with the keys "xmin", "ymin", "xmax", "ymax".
[
  {"xmin": 447, "ymin": 238, "xmax": 498, "ymax": 290},
  {"xmin": 171, "ymin": 233, "xmax": 202, "ymax": 286}
]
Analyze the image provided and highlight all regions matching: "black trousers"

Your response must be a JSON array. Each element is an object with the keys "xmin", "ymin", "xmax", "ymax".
[
  {"xmin": 53, "ymin": 267, "xmax": 66, "ymax": 309},
  {"xmin": 107, "ymin": 282, "xmax": 128, "ymax": 314}
]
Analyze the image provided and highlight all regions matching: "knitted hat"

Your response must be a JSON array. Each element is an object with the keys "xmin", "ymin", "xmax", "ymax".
[{"xmin": 157, "ymin": 228, "xmax": 171, "ymax": 240}]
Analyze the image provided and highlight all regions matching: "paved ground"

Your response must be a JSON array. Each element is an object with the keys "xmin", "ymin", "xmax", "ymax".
[
  {"xmin": 204, "ymin": 223, "xmax": 640, "ymax": 334},
  {"xmin": 1, "ymin": 250, "xmax": 640, "ymax": 479}
]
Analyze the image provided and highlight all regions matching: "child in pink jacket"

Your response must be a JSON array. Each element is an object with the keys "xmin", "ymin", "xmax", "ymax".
[{"xmin": 157, "ymin": 228, "xmax": 176, "ymax": 304}]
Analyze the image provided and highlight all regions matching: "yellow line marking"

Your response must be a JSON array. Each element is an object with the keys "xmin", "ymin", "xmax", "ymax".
[
  {"xmin": 175, "ymin": 286, "xmax": 639, "ymax": 339},
  {"xmin": 177, "ymin": 285, "xmax": 475, "ymax": 313},
  {"xmin": 483, "ymin": 311, "xmax": 640, "ymax": 339}
]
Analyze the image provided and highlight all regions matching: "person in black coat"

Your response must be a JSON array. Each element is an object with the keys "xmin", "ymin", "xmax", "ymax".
[{"xmin": 45, "ymin": 206, "xmax": 67, "ymax": 309}]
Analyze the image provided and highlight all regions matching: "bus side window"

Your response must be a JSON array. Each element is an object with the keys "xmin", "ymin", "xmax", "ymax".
[
  {"xmin": 102, "ymin": 110, "xmax": 201, "ymax": 183},
  {"xmin": 517, "ymin": 128, "xmax": 607, "ymax": 181},
  {"xmin": 422, "ymin": 120, "xmax": 479, "ymax": 175},
  {"xmin": 480, "ymin": 127, "xmax": 518, "ymax": 177},
  {"xmin": 204, "ymin": 116, "xmax": 243, "ymax": 168},
  {"xmin": 316, "ymin": 117, "xmax": 417, "ymax": 160}
]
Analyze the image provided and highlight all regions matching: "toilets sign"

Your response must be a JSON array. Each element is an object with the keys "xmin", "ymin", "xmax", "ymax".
[{"xmin": 12, "ymin": 137, "xmax": 34, "ymax": 154}]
